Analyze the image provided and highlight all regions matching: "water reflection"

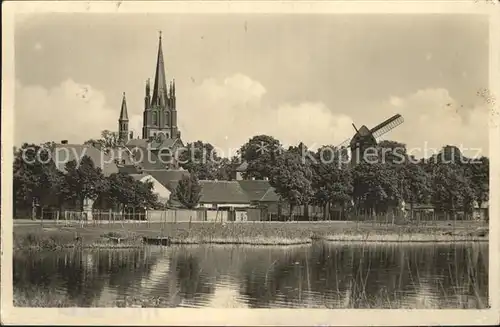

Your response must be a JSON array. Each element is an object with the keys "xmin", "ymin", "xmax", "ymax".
[{"xmin": 13, "ymin": 242, "xmax": 488, "ymax": 308}]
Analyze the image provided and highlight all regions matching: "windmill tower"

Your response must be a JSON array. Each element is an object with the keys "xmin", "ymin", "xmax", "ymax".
[{"xmin": 336, "ymin": 114, "xmax": 404, "ymax": 166}]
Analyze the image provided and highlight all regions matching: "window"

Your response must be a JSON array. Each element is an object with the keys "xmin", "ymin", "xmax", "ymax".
[
  {"xmin": 152, "ymin": 111, "xmax": 158, "ymax": 125},
  {"xmin": 165, "ymin": 112, "xmax": 170, "ymax": 126}
]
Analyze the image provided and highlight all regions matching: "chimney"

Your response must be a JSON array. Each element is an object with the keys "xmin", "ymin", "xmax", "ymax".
[{"xmin": 61, "ymin": 140, "xmax": 68, "ymax": 144}]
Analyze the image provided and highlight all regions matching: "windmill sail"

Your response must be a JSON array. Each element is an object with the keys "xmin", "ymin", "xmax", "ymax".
[
  {"xmin": 336, "ymin": 137, "xmax": 352, "ymax": 149},
  {"xmin": 370, "ymin": 114, "xmax": 404, "ymax": 140},
  {"xmin": 334, "ymin": 114, "xmax": 404, "ymax": 149}
]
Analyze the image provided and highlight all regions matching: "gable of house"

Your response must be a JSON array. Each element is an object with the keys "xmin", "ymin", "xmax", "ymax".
[
  {"xmin": 129, "ymin": 173, "xmax": 172, "ymax": 204},
  {"xmin": 147, "ymin": 169, "xmax": 190, "ymax": 190}
]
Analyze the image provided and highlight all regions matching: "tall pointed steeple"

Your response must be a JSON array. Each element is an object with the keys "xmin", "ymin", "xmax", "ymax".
[
  {"xmin": 151, "ymin": 31, "xmax": 168, "ymax": 107},
  {"xmin": 118, "ymin": 92, "xmax": 129, "ymax": 144},
  {"xmin": 119, "ymin": 92, "xmax": 129, "ymax": 121}
]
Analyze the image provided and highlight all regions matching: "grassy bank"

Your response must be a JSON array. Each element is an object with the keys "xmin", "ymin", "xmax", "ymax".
[{"xmin": 13, "ymin": 220, "xmax": 488, "ymax": 250}]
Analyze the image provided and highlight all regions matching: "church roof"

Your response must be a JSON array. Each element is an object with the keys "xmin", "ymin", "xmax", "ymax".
[
  {"xmin": 126, "ymin": 137, "xmax": 183, "ymax": 149},
  {"xmin": 125, "ymin": 145, "xmax": 168, "ymax": 170}
]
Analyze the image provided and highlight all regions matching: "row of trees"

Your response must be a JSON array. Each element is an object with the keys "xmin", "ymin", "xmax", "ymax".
[
  {"xmin": 13, "ymin": 143, "xmax": 161, "ymax": 217},
  {"xmin": 178, "ymin": 135, "xmax": 489, "ymax": 220},
  {"xmin": 13, "ymin": 130, "xmax": 489, "ymax": 221}
]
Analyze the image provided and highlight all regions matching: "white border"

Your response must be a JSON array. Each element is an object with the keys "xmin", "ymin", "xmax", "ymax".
[{"xmin": 2, "ymin": 1, "xmax": 499, "ymax": 325}]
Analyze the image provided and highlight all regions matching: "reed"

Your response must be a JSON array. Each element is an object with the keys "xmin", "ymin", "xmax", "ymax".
[
  {"xmin": 13, "ymin": 288, "xmax": 178, "ymax": 308},
  {"xmin": 13, "ymin": 220, "xmax": 488, "ymax": 250}
]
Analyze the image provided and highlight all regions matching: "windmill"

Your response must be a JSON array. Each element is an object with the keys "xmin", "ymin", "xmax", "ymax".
[{"xmin": 336, "ymin": 114, "xmax": 404, "ymax": 166}]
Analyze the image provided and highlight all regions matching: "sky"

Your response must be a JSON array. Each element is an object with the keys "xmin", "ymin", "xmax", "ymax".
[{"xmin": 14, "ymin": 13, "xmax": 491, "ymax": 158}]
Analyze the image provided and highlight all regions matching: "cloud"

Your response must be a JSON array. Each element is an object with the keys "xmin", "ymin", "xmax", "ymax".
[
  {"xmin": 178, "ymin": 74, "xmax": 354, "ymax": 155},
  {"xmin": 14, "ymin": 79, "xmax": 141, "ymax": 145},
  {"xmin": 14, "ymin": 77, "xmax": 489, "ymax": 160},
  {"xmin": 378, "ymin": 88, "xmax": 489, "ymax": 158}
]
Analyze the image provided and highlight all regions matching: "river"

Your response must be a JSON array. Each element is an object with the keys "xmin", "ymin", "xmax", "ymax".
[{"xmin": 13, "ymin": 242, "xmax": 488, "ymax": 308}]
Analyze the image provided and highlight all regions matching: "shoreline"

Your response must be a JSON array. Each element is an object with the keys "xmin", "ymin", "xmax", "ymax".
[
  {"xmin": 13, "ymin": 220, "xmax": 489, "ymax": 251},
  {"xmin": 13, "ymin": 231, "xmax": 488, "ymax": 252}
]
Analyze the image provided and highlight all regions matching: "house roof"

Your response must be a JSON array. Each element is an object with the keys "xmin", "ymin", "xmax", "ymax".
[
  {"xmin": 237, "ymin": 180, "xmax": 273, "ymax": 202},
  {"xmin": 199, "ymin": 180, "xmax": 250, "ymax": 204},
  {"xmin": 260, "ymin": 187, "xmax": 280, "ymax": 202},
  {"xmin": 52, "ymin": 144, "xmax": 118, "ymax": 176}
]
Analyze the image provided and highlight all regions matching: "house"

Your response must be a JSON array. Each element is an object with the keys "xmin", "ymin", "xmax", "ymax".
[
  {"xmin": 236, "ymin": 180, "xmax": 280, "ymax": 209},
  {"xmin": 197, "ymin": 180, "xmax": 250, "ymax": 210},
  {"xmin": 473, "ymin": 201, "xmax": 489, "ymax": 221}
]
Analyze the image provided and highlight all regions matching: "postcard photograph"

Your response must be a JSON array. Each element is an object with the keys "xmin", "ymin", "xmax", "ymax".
[{"xmin": 1, "ymin": 1, "xmax": 499, "ymax": 326}]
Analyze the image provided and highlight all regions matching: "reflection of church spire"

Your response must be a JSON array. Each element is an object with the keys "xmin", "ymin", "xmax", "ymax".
[{"xmin": 151, "ymin": 31, "xmax": 168, "ymax": 107}]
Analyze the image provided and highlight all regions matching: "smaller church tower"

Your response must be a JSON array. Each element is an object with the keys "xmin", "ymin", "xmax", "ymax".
[{"xmin": 118, "ymin": 92, "xmax": 129, "ymax": 144}]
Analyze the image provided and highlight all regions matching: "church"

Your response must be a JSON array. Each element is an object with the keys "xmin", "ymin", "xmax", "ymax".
[
  {"xmin": 112, "ymin": 32, "xmax": 189, "ymax": 183},
  {"xmin": 51, "ymin": 33, "xmax": 280, "ymax": 215}
]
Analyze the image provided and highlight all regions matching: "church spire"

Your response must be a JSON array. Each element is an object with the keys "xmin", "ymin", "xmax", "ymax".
[
  {"xmin": 151, "ymin": 31, "xmax": 168, "ymax": 107},
  {"xmin": 119, "ymin": 92, "xmax": 129, "ymax": 121},
  {"xmin": 118, "ymin": 92, "xmax": 129, "ymax": 144}
]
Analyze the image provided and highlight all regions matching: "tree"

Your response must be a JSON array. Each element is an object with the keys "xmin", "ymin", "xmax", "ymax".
[
  {"xmin": 215, "ymin": 156, "xmax": 241, "ymax": 181},
  {"xmin": 376, "ymin": 140, "xmax": 408, "ymax": 165},
  {"xmin": 351, "ymin": 162, "xmax": 401, "ymax": 216},
  {"xmin": 99, "ymin": 173, "xmax": 134, "ymax": 211},
  {"xmin": 13, "ymin": 143, "xmax": 66, "ymax": 216},
  {"xmin": 430, "ymin": 163, "xmax": 474, "ymax": 219},
  {"xmin": 64, "ymin": 156, "xmax": 106, "ymax": 210},
  {"xmin": 464, "ymin": 156, "xmax": 489, "ymax": 208},
  {"xmin": 239, "ymin": 135, "xmax": 282, "ymax": 180},
  {"xmin": 311, "ymin": 145, "xmax": 353, "ymax": 220},
  {"xmin": 178, "ymin": 141, "xmax": 220, "ymax": 180},
  {"xmin": 269, "ymin": 150, "xmax": 314, "ymax": 221},
  {"xmin": 131, "ymin": 178, "xmax": 160, "ymax": 209},
  {"xmin": 400, "ymin": 162, "xmax": 432, "ymax": 218},
  {"xmin": 174, "ymin": 175, "xmax": 202, "ymax": 209},
  {"xmin": 84, "ymin": 130, "xmax": 120, "ymax": 154}
]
